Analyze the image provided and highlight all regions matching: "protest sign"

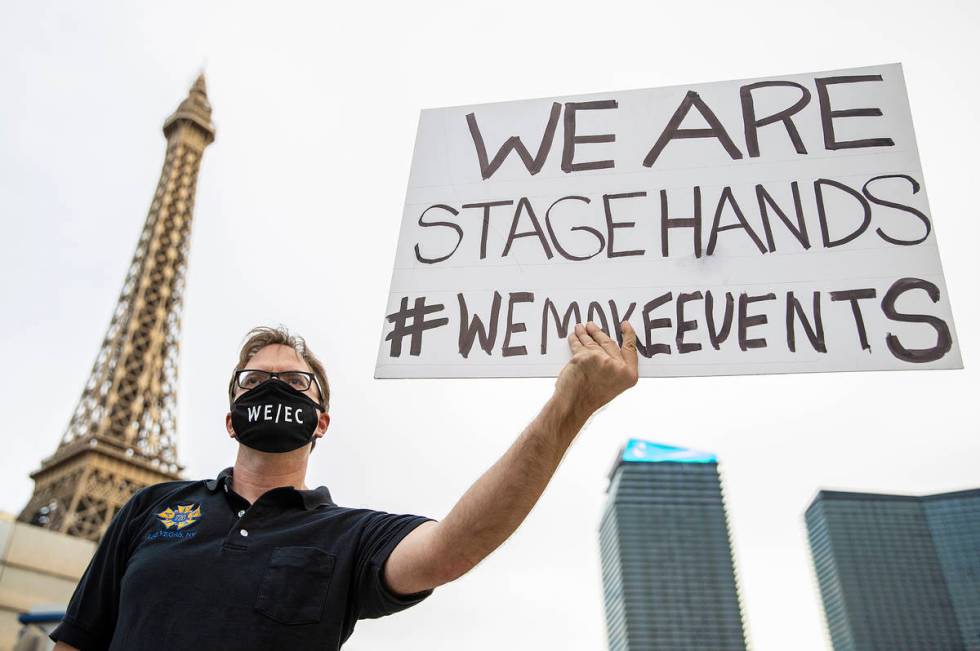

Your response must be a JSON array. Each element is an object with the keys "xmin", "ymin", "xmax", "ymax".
[{"xmin": 375, "ymin": 63, "xmax": 961, "ymax": 378}]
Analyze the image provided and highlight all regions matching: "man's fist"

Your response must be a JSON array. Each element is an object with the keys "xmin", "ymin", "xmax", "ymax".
[{"xmin": 555, "ymin": 321, "xmax": 639, "ymax": 416}]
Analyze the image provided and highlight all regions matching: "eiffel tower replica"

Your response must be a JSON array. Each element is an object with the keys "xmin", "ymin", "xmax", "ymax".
[{"xmin": 17, "ymin": 75, "xmax": 215, "ymax": 542}]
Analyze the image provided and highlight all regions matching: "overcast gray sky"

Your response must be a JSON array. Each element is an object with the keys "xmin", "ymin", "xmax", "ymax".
[{"xmin": 1, "ymin": 2, "xmax": 977, "ymax": 649}]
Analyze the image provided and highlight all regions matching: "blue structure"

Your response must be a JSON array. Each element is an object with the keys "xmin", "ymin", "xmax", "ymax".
[
  {"xmin": 17, "ymin": 611, "xmax": 65, "ymax": 625},
  {"xmin": 599, "ymin": 439, "xmax": 747, "ymax": 651},
  {"xmin": 620, "ymin": 439, "xmax": 718, "ymax": 464}
]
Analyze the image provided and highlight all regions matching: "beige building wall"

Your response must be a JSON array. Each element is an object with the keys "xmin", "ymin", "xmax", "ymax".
[{"xmin": 0, "ymin": 512, "xmax": 95, "ymax": 651}]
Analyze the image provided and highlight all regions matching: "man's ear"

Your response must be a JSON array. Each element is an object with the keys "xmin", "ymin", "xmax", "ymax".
[
  {"xmin": 226, "ymin": 412, "xmax": 236, "ymax": 439},
  {"xmin": 314, "ymin": 411, "xmax": 331, "ymax": 439}
]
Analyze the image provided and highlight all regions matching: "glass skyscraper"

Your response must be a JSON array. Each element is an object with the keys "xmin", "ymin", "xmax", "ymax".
[
  {"xmin": 598, "ymin": 439, "xmax": 748, "ymax": 651},
  {"xmin": 805, "ymin": 488, "xmax": 980, "ymax": 651}
]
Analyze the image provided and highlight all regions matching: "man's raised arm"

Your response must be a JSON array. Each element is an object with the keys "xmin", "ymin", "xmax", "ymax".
[{"xmin": 385, "ymin": 321, "xmax": 639, "ymax": 595}]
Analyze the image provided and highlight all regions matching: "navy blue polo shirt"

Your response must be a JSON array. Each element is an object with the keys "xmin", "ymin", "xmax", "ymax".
[{"xmin": 49, "ymin": 466, "xmax": 435, "ymax": 650}]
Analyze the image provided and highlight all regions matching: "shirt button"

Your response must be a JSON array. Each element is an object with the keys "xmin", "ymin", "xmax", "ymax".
[
  {"xmin": 237, "ymin": 510, "xmax": 245, "ymax": 517},
  {"xmin": 240, "ymin": 529, "xmax": 249, "ymax": 537}
]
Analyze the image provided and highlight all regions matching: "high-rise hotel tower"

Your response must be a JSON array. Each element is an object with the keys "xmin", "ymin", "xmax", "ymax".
[
  {"xmin": 599, "ymin": 439, "xmax": 748, "ymax": 651},
  {"xmin": 806, "ymin": 488, "xmax": 980, "ymax": 651}
]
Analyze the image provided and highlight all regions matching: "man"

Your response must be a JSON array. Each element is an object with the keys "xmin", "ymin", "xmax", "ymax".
[{"xmin": 51, "ymin": 320, "xmax": 638, "ymax": 650}]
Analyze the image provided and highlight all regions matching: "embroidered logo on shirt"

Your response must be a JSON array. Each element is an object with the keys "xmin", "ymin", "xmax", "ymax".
[{"xmin": 156, "ymin": 504, "xmax": 202, "ymax": 530}]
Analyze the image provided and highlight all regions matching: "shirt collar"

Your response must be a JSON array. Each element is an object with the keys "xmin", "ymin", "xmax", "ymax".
[{"xmin": 206, "ymin": 466, "xmax": 334, "ymax": 511}]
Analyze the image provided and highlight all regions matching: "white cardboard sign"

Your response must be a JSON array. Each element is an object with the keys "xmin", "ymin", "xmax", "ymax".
[{"xmin": 375, "ymin": 63, "xmax": 961, "ymax": 378}]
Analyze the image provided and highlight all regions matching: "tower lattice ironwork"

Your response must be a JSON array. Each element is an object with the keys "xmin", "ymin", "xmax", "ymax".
[{"xmin": 18, "ymin": 75, "xmax": 215, "ymax": 542}]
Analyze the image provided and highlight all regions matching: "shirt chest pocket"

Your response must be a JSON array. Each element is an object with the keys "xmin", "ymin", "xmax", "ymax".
[{"xmin": 255, "ymin": 546, "xmax": 336, "ymax": 625}]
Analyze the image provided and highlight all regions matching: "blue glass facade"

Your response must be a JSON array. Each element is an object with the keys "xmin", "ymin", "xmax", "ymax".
[{"xmin": 924, "ymin": 491, "xmax": 980, "ymax": 649}]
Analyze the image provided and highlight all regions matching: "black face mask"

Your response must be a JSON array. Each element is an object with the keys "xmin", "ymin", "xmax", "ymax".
[{"xmin": 230, "ymin": 380, "xmax": 323, "ymax": 453}]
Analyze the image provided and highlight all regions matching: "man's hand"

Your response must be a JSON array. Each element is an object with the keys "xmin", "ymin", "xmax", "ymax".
[
  {"xmin": 384, "ymin": 320, "xmax": 641, "ymax": 595},
  {"xmin": 556, "ymin": 321, "xmax": 639, "ymax": 417}
]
